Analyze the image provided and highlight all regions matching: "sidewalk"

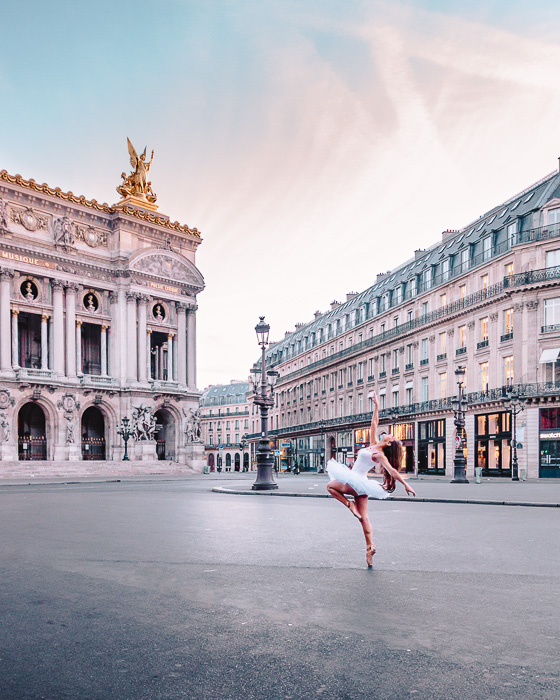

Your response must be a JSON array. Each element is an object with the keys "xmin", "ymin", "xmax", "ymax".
[{"xmin": 211, "ymin": 472, "xmax": 560, "ymax": 507}]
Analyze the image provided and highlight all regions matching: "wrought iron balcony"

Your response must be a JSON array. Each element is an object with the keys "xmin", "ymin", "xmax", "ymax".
[
  {"xmin": 379, "ymin": 371, "xmax": 386, "ymax": 379},
  {"xmin": 477, "ymin": 339, "xmax": 489, "ymax": 349},
  {"xmin": 420, "ymin": 358, "xmax": 429, "ymax": 365},
  {"xmin": 405, "ymin": 363, "xmax": 413, "ymax": 371},
  {"xmin": 456, "ymin": 346, "xmax": 467, "ymax": 355},
  {"xmin": 436, "ymin": 353, "xmax": 447, "ymax": 361},
  {"xmin": 501, "ymin": 332, "xmax": 513, "ymax": 342},
  {"xmin": 541, "ymin": 324, "xmax": 560, "ymax": 333},
  {"xmin": 391, "ymin": 368, "xmax": 399, "ymax": 375},
  {"xmin": 253, "ymin": 381, "xmax": 560, "ymax": 441}
]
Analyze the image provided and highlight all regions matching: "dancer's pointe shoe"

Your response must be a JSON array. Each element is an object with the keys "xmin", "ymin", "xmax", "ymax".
[
  {"xmin": 346, "ymin": 499, "xmax": 362, "ymax": 521},
  {"xmin": 366, "ymin": 544, "xmax": 376, "ymax": 568}
]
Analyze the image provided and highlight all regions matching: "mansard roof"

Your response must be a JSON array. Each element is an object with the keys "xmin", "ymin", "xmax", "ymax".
[
  {"xmin": 266, "ymin": 168, "xmax": 560, "ymax": 363},
  {"xmin": 200, "ymin": 382, "xmax": 250, "ymax": 406}
]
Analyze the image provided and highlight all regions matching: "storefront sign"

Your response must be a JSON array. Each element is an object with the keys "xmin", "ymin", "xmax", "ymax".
[
  {"xmin": 1, "ymin": 250, "xmax": 54, "ymax": 269},
  {"xmin": 540, "ymin": 431, "xmax": 560, "ymax": 439},
  {"xmin": 149, "ymin": 281, "xmax": 180, "ymax": 294}
]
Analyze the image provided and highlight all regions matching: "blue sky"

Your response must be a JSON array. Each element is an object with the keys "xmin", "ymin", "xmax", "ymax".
[{"xmin": 2, "ymin": 1, "xmax": 560, "ymax": 387}]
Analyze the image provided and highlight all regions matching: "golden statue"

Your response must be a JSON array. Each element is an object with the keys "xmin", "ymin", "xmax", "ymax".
[{"xmin": 117, "ymin": 138, "xmax": 157, "ymax": 204}]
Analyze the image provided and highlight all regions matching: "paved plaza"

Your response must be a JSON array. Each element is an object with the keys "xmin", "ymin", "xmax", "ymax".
[{"xmin": 1, "ymin": 475, "xmax": 559, "ymax": 699}]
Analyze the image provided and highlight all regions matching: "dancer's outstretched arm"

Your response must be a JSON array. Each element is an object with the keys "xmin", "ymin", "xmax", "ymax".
[{"xmin": 379, "ymin": 454, "xmax": 416, "ymax": 496}]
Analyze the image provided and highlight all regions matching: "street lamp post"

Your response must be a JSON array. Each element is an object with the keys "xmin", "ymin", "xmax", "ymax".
[
  {"xmin": 251, "ymin": 317, "xmax": 279, "ymax": 490},
  {"xmin": 451, "ymin": 366, "xmax": 469, "ymax": 483},
  {"xmin": 503, "ymin": 390, "xmax": 527, "ymax": 481},
  {"xmin": 116, "ymin": 416, "xmax": 133, "ymax": 461},
  {"xmin": 318, "ymin": 419, "xmax": 326, "ymax": 473},
  {"xmin": 240, "ymin": 433, "xmax": 248, "ymax": 472}
]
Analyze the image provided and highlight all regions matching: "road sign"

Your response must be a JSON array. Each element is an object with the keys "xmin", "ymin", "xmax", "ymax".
[
  {"xmin": 219, "ymin": 444, "xmax": 224, "ymax": 450},
  {"xmin": 274, "ymin": 450, "xmax": 281, "ymax": 456}
]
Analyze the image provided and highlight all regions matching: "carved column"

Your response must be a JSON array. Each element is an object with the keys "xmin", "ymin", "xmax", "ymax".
[
  {"xmin": 0, "ymin": 270, "xmax": 13, "ymax": 372},
  {"xmin": 137, "ymin": 295, "xmax": 148, "ymax": 382},
  {"xmin": 11, "ymin": 309, "xmax": 19, "ymax": 369},
  {"xmin": 108, "ymin": 292, "xmax": 119, "ymax": 380},
  {"xmin": 101, "ymin": 325, "xmax": 108, "ymax": 376},
  {"xmin": 65, "ymin": 284, "xmax": 78, "ymax": 378},
  {"xmin": 126, "ymin": 292, "xmax": 138, "ymax": 382},
  {"xmin": 51, "ymin": 280, "xmax": 65, "ymax": 375},
  {"xmin": 75, "ymin": 320, "xmax": 83, "ymax": 375},
  {"xmin": 167, "ymin": 333, "xmax": 174, "ymax": 381},
  {"xmin": 41, "ymin": 314, "xmax": 49, "ymax": 370},
  {"xmin": 176, "ymin": 303, "xmax": 187, "ymax": 385},
  {"xmin": 186, "ymin": 305, "xmax": 197, "ymax": 389},
  {"xmin": 146, "ymin": 329, "xmax": 152, "ymax": 380}
]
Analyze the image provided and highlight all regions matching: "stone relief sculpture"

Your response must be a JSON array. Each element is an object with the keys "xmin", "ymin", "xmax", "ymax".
[
  {"xmin": 10, "ymin": 206, "xmax": 48, "ymax": 232},
  {"xmin": 132, "ymin": 404, "xmax": 158, "ymax": 441},
  {"xmin": 132, "ymin": 254, "xmax": 200, "ymax": 285},
  {"xmin": 65, "ymin": 414, "xmax": 75, "ymax": 443},
  {"xmin": 0, "ymin": 198, "xmax": 8, "ymax": 233},
  {"xmin": 0, "ymin": 413, "xmax": 10, "ymax": 442},
  {"xmin": 54, "ymin": 216, "xmax": 76, "ymax": 250},
  {"xmin": 184, "ymin": 407, "xmax": 202, "ymax": 443},
  {"xmin": 0, "ymin": 389, "xmax": 15, "ymax": 410},
  {"xmin": 117, "ymin": 138, "xmax": 157, "ymax": 203}
]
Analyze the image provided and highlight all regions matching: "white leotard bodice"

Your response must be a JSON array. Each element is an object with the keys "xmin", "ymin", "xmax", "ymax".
[{"xmin": 352, "ymin": 447, "xmax": 382, "ymax": 476}]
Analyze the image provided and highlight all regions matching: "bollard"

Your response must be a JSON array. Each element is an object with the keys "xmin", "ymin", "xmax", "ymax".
[
  {"xmin": 520, "ymin": 468, "xmax": 527, "ymax": 481},
  {"xmin": 475, "ymin": 466, "xmax": 482, "ymax": 484}
]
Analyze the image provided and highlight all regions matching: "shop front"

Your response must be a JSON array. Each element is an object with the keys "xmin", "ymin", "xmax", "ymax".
[
  {"xmin": 354, "ymin": 428, "xmax": 370, "ymax": 454},
  {"xmin": 418, "ymin": 419, "xmax": 446, "ymax": 475},
  {"xmin": 393, "ymin": 422, "xmax": 415, "ymax": 473},
  {"xmin": 539, "ymin": 408, "xmax": 560, "ymax": 478},
  {"xmin": 476, "ymin": 411, "xmax": 512, "ymax": 477}
]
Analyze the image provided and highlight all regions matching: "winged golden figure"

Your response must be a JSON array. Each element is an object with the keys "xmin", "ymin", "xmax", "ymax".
[{"xmin": 117, "ymin": 137, "xmax": 157, "ymax": 203}]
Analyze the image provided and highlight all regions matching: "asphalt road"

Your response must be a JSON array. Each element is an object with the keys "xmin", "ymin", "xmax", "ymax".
[{"xmin": 0, "ymin": 479, "xmax": 558, "ymax": 699}]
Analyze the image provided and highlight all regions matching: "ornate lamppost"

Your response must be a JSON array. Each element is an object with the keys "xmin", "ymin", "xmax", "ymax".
[
  {"xmin": 317, "ymin": 419, "xmax": 326, "ymax": 473},
  {"xmin": 251, "ymin": 317, "xmax": 279, "ymax": 490},
  {"xmin": 240, "ymin": 433, "xmax": 248, "ymax": 472},
  {"xmin": 503, "ymin": 389, "xmax": 527, "ymax": 481},
  {"xmin": 451, "ymin": 366, "xmax": 469, "ymax": 483},
  {"xmin": 116, "ymin": 416, "xmax": 133, "ymax": 461}
]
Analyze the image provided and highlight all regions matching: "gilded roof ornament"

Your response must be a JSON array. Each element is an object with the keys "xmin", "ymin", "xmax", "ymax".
[{"xmin": 116, "ymin": 138, "xmax": 158, "ymax": 210}]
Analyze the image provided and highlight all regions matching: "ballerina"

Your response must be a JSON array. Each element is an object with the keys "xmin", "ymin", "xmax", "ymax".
[{"xmin": 326, "ymin": 391, "xmax": 416, "ymax": 567}]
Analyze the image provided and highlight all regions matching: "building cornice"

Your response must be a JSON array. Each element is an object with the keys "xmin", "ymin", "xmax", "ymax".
[{"xmin": 0, "ymin": 170, "xmax": 201, "ymax": 239}]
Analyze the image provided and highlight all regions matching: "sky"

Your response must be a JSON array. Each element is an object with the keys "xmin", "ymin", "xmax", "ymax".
[{"xmin": 3, "ymin": 0, "xmax": 560, "ymax": 389}]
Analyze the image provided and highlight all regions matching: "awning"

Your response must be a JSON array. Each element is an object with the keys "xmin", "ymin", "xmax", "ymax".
[
  {"xmin": 405, "ymin": 381, "xmax": 414, "ymax": 389},
  {"xmin": 378, "ymin": 388, "xmax": 386, "ymax": 395},
  {"xmin": 392, "ymin": 386, "xmax": 399, "ymax": 393},
  {"xmin": 539, "ymin": 348, "xmax": 560, "ymax": 363}
]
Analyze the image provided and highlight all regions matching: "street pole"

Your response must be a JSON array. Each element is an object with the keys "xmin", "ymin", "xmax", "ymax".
[
  {"xmin": 451, "ymin": 366, "xmax": 469, "ymax": 483},
  {"xmin": 252, "ymin": 317, "xmax": 278, "ymax": 490},
  {"xmin": 504, "ymin": 390, "xmax": 526, "ymax": 481}
]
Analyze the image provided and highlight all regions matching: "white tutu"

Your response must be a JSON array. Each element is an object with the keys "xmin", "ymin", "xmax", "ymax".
[{"xmin": 326, "ymin": 458, "xmax": 389, "ymax": 499}]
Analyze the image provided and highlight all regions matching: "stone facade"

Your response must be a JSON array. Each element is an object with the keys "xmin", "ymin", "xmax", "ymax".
[
  {"xmin": 0, "ymin": 169, "xmax": 205, "ymax": 477},
  {"xmin": 255, "ymin": 167, "xmax": 560, "ymax": 479},
  {"xmin": 199, "ymin": 381, "xmax": 252, "ymax": 472}
]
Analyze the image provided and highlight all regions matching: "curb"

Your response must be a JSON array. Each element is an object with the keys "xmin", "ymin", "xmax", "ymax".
[{"xmin": 211, "ymin": 487, "xmax": 560, "ymax": 508}]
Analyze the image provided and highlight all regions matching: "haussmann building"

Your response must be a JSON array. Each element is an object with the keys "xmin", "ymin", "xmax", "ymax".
[
  {"xmin": 0, "ymin": 144, "xmax": 205, "ymax": 478},
  {"xmin": 256, "ymin": 162, "xmax": 560, "ymax": 481}
]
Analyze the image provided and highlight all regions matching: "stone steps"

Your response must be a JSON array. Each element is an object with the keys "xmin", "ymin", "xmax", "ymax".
[{"xmin": 0, "ymin": 460, "xmax": 195, "ymax": 479}]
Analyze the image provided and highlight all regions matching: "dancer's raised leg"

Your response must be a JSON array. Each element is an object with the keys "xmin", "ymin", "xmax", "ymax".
[{"xmin": 327, "ymin": 480, "xmax": 362, "ymax": 521}]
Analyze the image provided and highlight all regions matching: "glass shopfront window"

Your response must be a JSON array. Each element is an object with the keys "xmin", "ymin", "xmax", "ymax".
[
  {"xmin": 393, "ymin": 422, "xmax": 415, "ymax": 472},
  {"xmin": 418, "ymin": 419, "xmax": 446, "ymax": 475},
  {"xmin": 539, "ymin": 408, "xmax": 560, "ymax": 478},
  {"xmin": 476, "ymin": 411, "xmax": 511, "ymax": 476}
]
